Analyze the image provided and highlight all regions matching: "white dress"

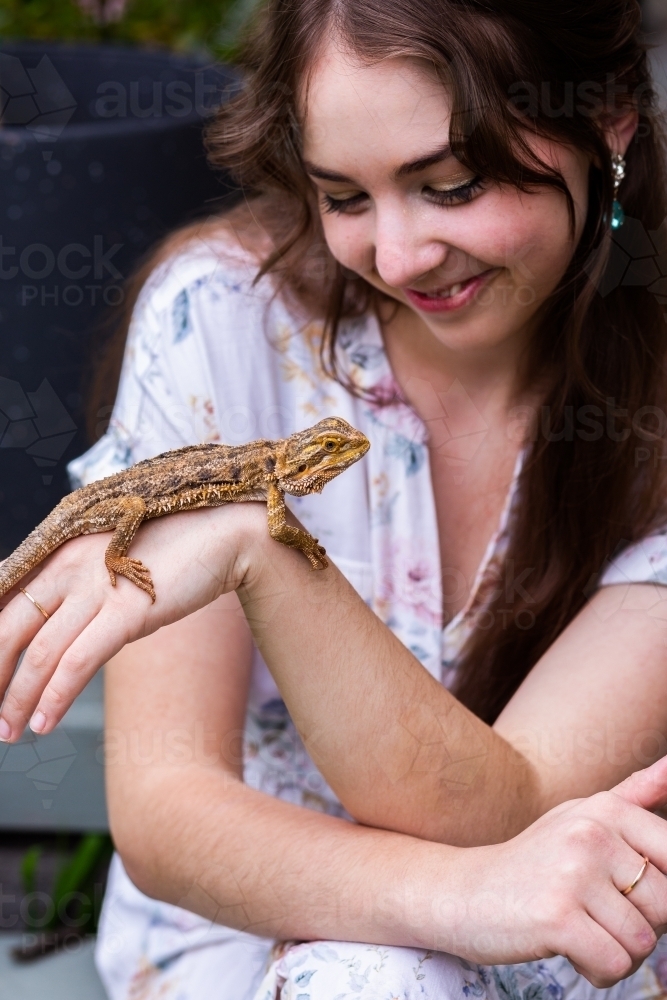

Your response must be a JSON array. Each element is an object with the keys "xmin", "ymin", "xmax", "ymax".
[{"xmin": 69, "ymin": 235, "xmax": 667, "ymax": 1000}]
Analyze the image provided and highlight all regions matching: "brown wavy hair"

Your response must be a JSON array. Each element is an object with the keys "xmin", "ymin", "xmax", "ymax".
[{"xmin": 93, "ymin": 0, "xmax": 667, "ymax": 723}]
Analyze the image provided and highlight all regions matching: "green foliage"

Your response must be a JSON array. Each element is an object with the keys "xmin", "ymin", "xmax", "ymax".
[
  {"xmin": 19, "ymin": 832, "xmax": 113, "ymax": 934},
  {"xmin": 0, "ymin": 0, "xmax": 258, "ymax": 58},
  {"xmin": 19, "ymin": 844, "xmax": 42, "ymax": 896},
  {"xmin": 50, "ymin": 832, "xmax": 112, "ymax": 931}
]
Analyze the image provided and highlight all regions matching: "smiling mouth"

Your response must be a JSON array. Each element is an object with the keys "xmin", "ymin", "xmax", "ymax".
[
  {"xmin": 403, "ymin": 269, "xmax": 500, "ymax": 314},
  {"xmin": 409, "ymin": 269, "xmax": 496, "ymax": 300}
]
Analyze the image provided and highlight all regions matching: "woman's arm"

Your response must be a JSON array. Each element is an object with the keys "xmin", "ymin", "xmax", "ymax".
[
  {"xmin": 4, "ymin": 504, "xmax": 667, "ymax": 985},
  {"xmin": 237, "ymin": 521, "xmax": 667, "ymax": 843},
  {"xmin": 2, "ymin": 502, "xmax": 667, "ymax": 847},
  {"xmin": 0, "ymin": 503, "xmax": 532, "ymax": 843},
  {"xmin": 104, "ymin": 585, "xmax": 667, "ymax": 990}
]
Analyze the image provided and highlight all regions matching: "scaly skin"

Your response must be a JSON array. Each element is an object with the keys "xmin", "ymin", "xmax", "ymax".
[{"xmin": 0, "ymin": 417, "xmax": 370, "ymax": 603}]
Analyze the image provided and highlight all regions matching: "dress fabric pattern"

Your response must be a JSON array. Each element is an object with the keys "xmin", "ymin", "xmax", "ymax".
[{"xmin": 68, "ymin": 238, "xmax": 667, "ymax": 1000}]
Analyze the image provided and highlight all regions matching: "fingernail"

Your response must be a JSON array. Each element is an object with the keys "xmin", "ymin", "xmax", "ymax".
[
  {"xmin": 30, "ymin": 710, "xmax": 46, "ymax": 734},
  {"xmin": 0, "ymin": 718, "xmax": 10, "ymax": 742}
]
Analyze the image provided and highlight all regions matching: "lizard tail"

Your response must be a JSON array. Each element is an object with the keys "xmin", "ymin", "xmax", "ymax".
[{"xmin": 0, "ymin": 505, "xmax": 75, "ymax": 599}]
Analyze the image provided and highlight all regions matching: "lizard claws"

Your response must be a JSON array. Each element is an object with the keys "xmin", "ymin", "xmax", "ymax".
[
  {"xmin": 106, "ymin": 555, "xmax": 156, "ymax": 602},
  {"xmin": 306, "ymin": 543, "xmax": 328, "ymax": 571}
]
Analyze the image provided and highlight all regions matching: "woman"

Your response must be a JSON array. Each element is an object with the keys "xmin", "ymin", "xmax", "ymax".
[{"xmin": 2, "ymin": 0, "xmax": 667, "ymax": 996}]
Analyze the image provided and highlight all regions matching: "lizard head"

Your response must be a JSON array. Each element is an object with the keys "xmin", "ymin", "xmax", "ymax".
[{"xmin": 275, "ymin": 417, "xmax": 370, "ymax": 496}]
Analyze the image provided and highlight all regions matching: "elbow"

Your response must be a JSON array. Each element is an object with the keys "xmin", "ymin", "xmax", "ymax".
[
  {"xmin": 106, "ymin": 777, "xmax": 175, "ymax": 901},
  {"xmin": 109, "ymin": 809, "xmax": 160, "ymax": 900}
]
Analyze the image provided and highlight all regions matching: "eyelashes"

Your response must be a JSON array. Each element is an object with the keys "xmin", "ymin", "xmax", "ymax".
[
  {"xmin": 425, "ymin": 175, "xmax": 485, "ymax": 206},
  {"xmin": 321, "ymin": 175, "xmax": 485, "ymax": 215},
  {"xmin": 322, "ymin": 192, "xmax": 367, "ymax": 214}
]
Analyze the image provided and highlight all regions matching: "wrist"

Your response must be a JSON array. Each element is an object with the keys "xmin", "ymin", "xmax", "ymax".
[
  {"xmin": 211, "ymin": 501, "xmax": 268, "ymax": 594},
  {"xmin": 368, "ymin": 840, "xmax": 474, "ymax": 952},
  {"xmin": 394, "ymin": 841, "xmax": 512, "ymax": 961}
]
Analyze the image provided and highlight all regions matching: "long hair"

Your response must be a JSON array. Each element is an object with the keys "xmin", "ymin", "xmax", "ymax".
[{"xmin": 94, "ymin": 0, "xmax": 667, "ymax": 723}]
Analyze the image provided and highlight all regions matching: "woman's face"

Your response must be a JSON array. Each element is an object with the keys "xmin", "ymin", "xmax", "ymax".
[{"xmin": 301, "ymin": 44, "xmax": 590, "ymax": 355}]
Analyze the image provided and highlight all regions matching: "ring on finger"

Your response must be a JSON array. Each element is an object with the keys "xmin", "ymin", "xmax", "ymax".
[
  {"xmin": 621, "ymin": 855, "xmax": 650, "ymax": 896},
  {"xmin": 19, "ymin": 587, "xmax": 50, "ymax": 621}
]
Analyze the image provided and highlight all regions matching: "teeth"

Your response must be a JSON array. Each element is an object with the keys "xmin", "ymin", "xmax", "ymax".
[{"xmin": 424, "ymin": 282, "xmax": 464, "ymax": 299}]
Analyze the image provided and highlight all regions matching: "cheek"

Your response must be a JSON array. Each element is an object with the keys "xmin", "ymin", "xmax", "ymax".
[{"xmin": 463, "ymin": 188, "xmax": 576, "ymax": 286}]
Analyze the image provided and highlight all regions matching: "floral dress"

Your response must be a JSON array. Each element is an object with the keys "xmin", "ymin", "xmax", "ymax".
[{"xmin": 68, "ymin": 236, "xmax": 667, "ymax": 1000}]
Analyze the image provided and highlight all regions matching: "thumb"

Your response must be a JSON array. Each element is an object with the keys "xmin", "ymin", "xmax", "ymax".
[{"xmin": 612, "ymin": 755, "xmax": 667, "ymax": 810}]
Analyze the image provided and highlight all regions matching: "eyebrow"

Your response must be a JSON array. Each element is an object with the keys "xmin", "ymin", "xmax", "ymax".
[
  {"xmin": 303, "ymin": 142, "xmax": 453, "ymax": 184},
  {"xmin": 395, "ymin": 142, "xmax": 452, "ymax": 177}
]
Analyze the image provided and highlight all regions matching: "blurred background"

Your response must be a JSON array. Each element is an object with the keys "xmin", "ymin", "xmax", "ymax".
[
  {"xmin": 0, "ymin": 2, "xmax": 251, "ymax": 996},
  {"xmin": 0, "ymin": 1, "xmax": 665, "ymax": 997}
]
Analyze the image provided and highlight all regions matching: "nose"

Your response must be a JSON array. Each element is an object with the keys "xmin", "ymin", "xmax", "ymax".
[{"xmin": 373, "ymin": 201, "xmax": 449, "ymax": 289}]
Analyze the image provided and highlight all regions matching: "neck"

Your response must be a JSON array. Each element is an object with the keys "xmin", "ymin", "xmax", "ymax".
[{"xmin": 380, "ymin": 304, "xmax": 539, "ymax": 421}]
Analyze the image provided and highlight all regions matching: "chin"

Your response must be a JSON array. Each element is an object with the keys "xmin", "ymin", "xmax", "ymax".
[{"xmin": 425, "ymin": 323, "xmax": 510, "ymax": 352}]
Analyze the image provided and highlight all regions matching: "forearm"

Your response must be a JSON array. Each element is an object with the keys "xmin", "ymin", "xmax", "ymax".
[
  {"xmin": 111, "ymin": 752, "xmax": 667, "ymax": 983},
  {"xmin": 235, "ymin": 509, "xmax": 540, "ymax": 845},
  {"xmin": 111, "ymin": 763, "xmax": 473, "ymax": 950}
]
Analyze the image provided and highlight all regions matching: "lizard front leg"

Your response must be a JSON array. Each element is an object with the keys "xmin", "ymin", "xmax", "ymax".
[
  {"xmin": 79, "ymin": 496, "xmax": 155, "ymax": 601},
  {"xmin": 266, "ymin": 481, "xmax": 328, "ymax": 570}
]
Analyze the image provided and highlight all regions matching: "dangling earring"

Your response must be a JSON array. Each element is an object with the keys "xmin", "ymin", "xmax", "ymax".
[{"xmin": 610, "ymin": 152, "xmax": 626, "ymax": 230}]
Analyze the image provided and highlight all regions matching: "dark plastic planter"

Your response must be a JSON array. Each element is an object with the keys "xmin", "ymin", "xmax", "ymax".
[{"xmin": 0, "ymin": 43, "xmax": 239, "ymax": 554}]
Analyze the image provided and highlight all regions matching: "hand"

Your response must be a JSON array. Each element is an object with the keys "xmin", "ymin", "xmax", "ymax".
[
  {"xmin": 454, "ymin": 756, "xmax": 667, "ymax": 986},
  {"xmin": 0, "ymin": 502, "xmax": 266, "ymax": 742}
]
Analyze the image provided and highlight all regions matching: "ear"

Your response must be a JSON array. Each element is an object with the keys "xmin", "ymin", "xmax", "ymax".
[{"xmin": 606, "ymin": 109, "xmax": 639, "ymax": 157}]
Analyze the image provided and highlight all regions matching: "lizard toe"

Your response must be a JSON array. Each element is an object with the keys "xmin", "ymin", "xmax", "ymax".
[
  {"xmin": 306, "ymin": 548, "xmax": 328, "ymax": 570},
  {"xmin": 106, "ymin": 555, "xmax": 156, "ymax": 600},
  {"xmin": 123, "ymin": 570, "xmax": 156, "ymax": 601}
]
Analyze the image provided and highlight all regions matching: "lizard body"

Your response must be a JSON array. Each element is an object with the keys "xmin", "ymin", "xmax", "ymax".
[{"xmin": 0, "ymin": 417, "xmax": 370, "ymax": 602}]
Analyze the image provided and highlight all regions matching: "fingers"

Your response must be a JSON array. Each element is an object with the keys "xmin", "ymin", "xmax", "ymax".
[
  {"xmin": 584, "ymin": 863, "xmax": 658, "ymax": 971},
  {"xmin": 612, "ymin": 755, "xmax": 667, "ymax": 811},
  {"xmin": 557, "ymin": 912, "xmax": 636, "ymax": 988},
  {"xmin": 0, "ymin": 590, "xmax": 100, "ymax": 741},
  {"xmin": 582, "ymin": 795, "xmax": 667, "ymax": 934},
  {"xmin": 0, "ymin": 582, "xmax": 62, "ymax": 715},
  {"xmin": 616, "ymin": 860, "xmax": 667, "ymax": 938},
  {"xmin": 0, "ymin": 585, "xmax": 61, "ymax": 742},
  {"xmin": 28, "ymin": 599, "xmax": 151, "ymax": 736},
  {"xmin": 616, "ymin": 801, "xmax": 667, "ymax": 883}
]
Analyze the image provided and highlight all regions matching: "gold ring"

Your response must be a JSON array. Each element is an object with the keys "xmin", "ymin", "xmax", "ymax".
[
  {"xmin": 19, "ymin": 588, "xmax": 50, "ymax": 621},
  {"xmin": 621, "ymin": 856, "xmax": 649, "ymax": 896}
]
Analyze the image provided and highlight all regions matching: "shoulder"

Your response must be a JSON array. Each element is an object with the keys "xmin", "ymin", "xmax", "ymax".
[
  {"xmin": 127, "ymin": 209, "xmax": 322, "ymax": 369},
  {"xmin": 135, "ymin": 214, "xmax": 274, "ymax": 320}
]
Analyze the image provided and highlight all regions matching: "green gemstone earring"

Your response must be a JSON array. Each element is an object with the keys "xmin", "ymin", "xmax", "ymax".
[{"xmin": 610, "ymin": 152, "xmax": 626, "ymax": 230}]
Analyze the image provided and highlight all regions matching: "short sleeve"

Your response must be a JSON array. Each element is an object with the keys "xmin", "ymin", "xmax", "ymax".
[
  {"xmin": 598, "ymin": 529, "xmax": 667, "ymax": 588},
  {"xmin": 67, "ymin": 239, "xmax": 267, "ymax": 488}
]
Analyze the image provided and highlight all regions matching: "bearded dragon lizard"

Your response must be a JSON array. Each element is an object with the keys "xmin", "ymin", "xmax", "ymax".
[{"xmin": 0, "ymin": 417, "xmax": 370, "ymax": 603}]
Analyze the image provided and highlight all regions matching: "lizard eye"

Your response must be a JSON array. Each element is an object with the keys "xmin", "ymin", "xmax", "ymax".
[
  {"xmin": 298, "ymin": 463, "xmax": 307, "ymax": 472},
  {"xmin": 324, "ymin": 440, "xmax": 336, "ymax": 452}
]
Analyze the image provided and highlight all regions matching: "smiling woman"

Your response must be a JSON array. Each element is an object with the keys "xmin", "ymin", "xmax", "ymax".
[
  {"xmin": 3, "ymin": 1, "xmax": 667, "ymax": 999},
  {"xmin": 209, "ymin": 0, "xmax": 667, "ymax": 721}
]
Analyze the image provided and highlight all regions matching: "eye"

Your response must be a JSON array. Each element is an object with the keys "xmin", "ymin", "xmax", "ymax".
[
  {"xmin": 298, "ymin": 463, "xmax": 307, "ymax": 472},
  {"xmin": 324, "ymin": 440, "xmax": 337, "ymax": 451},
  {"xmin": 423, "ymin": 175, "xmax": 484, "ymax": 207},
  {"xmin": 321, "ymin": 192, "xmax": 368, "ymax": 215}
]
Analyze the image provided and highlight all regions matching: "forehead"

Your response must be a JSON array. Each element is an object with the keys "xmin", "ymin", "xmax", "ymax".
[{"xmin": 301, "ymin": 44, "xmax": 453, "ymax": 170}]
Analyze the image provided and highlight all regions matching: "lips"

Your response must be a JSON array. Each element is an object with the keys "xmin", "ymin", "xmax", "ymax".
[{"xmin": 405, "ymin": 269, "xmax": 498, "ymax": 314}]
